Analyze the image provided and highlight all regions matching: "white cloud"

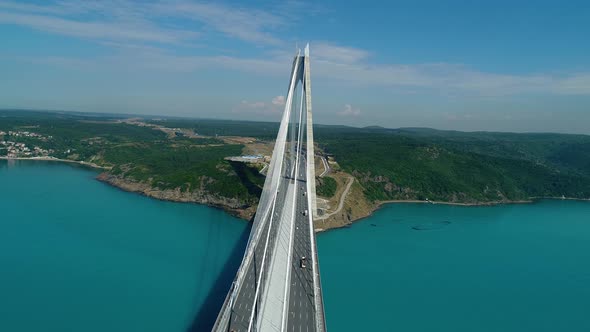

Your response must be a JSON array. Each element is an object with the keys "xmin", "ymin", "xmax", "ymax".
[
  {"xmin": 16, "ymin": 38, "xmax": 590, "ymax": 98},
  {"xmin": 0, "ymin": 1, "xmax": 65, "ymax": 14},
  {"xmin": 232, "ymin": 96, "xmax": 287, "ymax": 116},
  {"xmin": 311, "ymin": 51, "xmax": 590, "ymax": 96},
  {"xmin": 312, "ymin": 43, "xmax": 370, "ymax": 64},
  {"xmin": 122, "ymin": 41, "xmax": 590, "ymax": 97},
  {"xmin": 153, "ymin": 1, "xmax": 287, "ymax": 45},
  {"xmin": 0, "ymin": 0, "xmax": 199, "ymax": 44},
  {"xmin": 240, "ymin": 100, "xmax": 266, "ymax": 108},
  {"xmin": 272, "ymin": 95, "xmax": 286, "ymax": 106},
  {"xmin": 2, "ymin": 1, "xmax": 589, "ymax": 99},
  {"xmin": 0, "ymin": 11, "xmax": 197, "ymax": 43},
  {"xmin": 0, "ymin": 0, "xmax": 292, "ymax": 45},
  {"xmin": 552, "ymin": 73, "xmax": 590, "ymax": 95},
  {"xmin": 338, "ymin": 104, "xmax": 361, "ymax": 117}
]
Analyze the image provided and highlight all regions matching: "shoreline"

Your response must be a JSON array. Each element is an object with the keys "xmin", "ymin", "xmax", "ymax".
[
  {"xmin": 3, "ymin": 157, "xmax": 588, "ymax": 232},
  {"xmin": 317, "ymin": 196, "xmax": 590, "ymax": 233},
  {"xmin": 95, "ymin": 172, "xmax": 256, "ymax": 221},
  {"xmin": 378, "ymin": 197, "xmax": 590, "ymax": 207},
  {"xmin": 0, "ymin": 156, "xmax": 111, "ymax": 170},
  {"xmin": 377, "ymin": 199, "xmax": 534, "ymax": 206},
  {"xmin": 0, "ymin": 157, "xmax": 255, "ymax": 220},
  {"xmin": 529, "ymin": 196, "xmax": 590, "ymax": 202}
]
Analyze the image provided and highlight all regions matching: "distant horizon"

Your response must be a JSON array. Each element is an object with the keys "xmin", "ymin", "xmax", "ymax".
[{"xmin": 2, "ymin": 107, "xmax": 588, "ymax": 137}]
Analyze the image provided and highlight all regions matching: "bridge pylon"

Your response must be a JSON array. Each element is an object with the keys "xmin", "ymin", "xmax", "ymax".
[{"xmin": 212, "ymin": 44, "xmax": 326, "ymax": 332}]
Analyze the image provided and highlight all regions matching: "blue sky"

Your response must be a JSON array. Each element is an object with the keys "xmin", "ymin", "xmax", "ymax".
[{"xmin": 1, "ymin": 0, "xmax": 589, "ymax": 133}]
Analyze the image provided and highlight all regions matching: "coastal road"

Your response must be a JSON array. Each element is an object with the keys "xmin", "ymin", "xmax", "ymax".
[
  {"xmin": 317, "ymin": 176, "xmax": 354, "ymax": 220},
  {"xmin": 318, "ymin": 156, "xmax": 329, "ymax": 177}
]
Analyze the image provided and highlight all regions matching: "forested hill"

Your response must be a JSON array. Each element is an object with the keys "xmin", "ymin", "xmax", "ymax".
[
  {"xmin": 2, "ymin": 110, "xmax": 589, "ymax": 207},
  {"xmin": 316, "ymin": 126, "xmax": 590, "ymax": 203}
]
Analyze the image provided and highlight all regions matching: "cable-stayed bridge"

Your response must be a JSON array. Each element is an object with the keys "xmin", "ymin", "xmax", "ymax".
[{"xmin": 212, "ymin": 45, "xmax": 326, "ymax": 332}]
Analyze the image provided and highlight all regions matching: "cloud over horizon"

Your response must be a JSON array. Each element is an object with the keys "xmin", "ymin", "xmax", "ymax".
[{"xmin": 338, "ymin": 104, "xmax": 361, "ymax": 117}]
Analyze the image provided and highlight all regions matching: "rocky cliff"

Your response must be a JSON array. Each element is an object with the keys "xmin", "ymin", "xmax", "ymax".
[{"xmin": 96, "ymin": 172, "xmax": 257, "ymax": 220}]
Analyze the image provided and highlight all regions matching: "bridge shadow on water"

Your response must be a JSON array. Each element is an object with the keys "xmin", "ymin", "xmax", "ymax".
[{"xmin": 186, "ymin": 217, "xmax": 252, "ymax": 332}]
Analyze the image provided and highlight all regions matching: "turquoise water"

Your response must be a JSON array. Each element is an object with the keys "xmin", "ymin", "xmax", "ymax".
[
  {"xmin": 318, "ymin": 201, "xmax": 590, "ymax": 332},
  {"xmin": 0, "ymin": 160, "xmax": 249, "ymax": 331},
  {"xmin": 2, "ymin": 160, "xmax": 590, "ymax": 331}
]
